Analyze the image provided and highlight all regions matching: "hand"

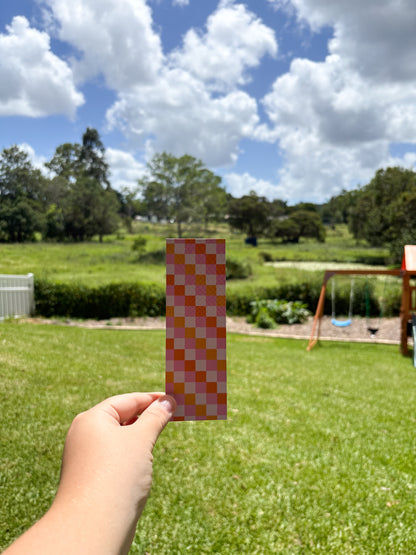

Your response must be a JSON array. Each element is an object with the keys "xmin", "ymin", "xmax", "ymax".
[{"xmin": 4, "ymin": 392, "xmax": 176, "ymax": 555}]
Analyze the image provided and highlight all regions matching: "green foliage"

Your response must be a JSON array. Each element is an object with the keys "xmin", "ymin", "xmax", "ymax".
[
  {"xmin": 44, "ymin": 130, "xmax": 120, "ymax": 242},
  {"xmin": 248, "ymin": 298, "xmax": 311, "ymax": 327},
  {"xmin": 3, "ymin": 326, "xmax": 416, "ymax": 552},
  {"xmin": 321, "ymin": 189, "xmax": 359, "ymax": 226},
  {"xmin": 269, "ymin": 211, "xmax": 326, "ymax": 244},
  {"xmin": 227, "ymin": 279, "xmax": 323, "ymax": 316},
  {"xmin": 259, "ymin": 250, "xmax": 273, "ymax": 262},
  {"xmin": 34, "ymin": 278, "xmax": 165, "ymax": 319},
  {"xmin": 225, "ymin": 257, "xmax": 252, "ymax": 280},
  {"xmin": 137, "ymin": 248, "xmax": 166, "ymax": 265},
  {"xmin": 0, "ymin": 146, "xmax": 46, "ymax": 242},
  {"xmin": 388, "ymin": 189, "xmax": 416, "ymax": 264},
  {"xmin": 227, "ymin": 191, "xmax": 271, "ymax": 238},
  {"xmin": 269, "ymin": 217, "xmax": 301, "ymax": 243},
  {"xmin": 348, "ymin": 167, "xmax": 416, "ymax": 253},
  {"xmin": 131, "ymin": 236, "xmax": 147, "ymax": 254},
  {"xmin": 79, "ymin": 127, "xmax": 110, "ymax": 188},
  {"xmin": 139, "ymin": 152, "xmax": 226, "ymax": 237},
  {"xmin": 0, "ymin": 130, "xmax": 121, "ymax": 244},
  {"xmin": 252, "ymin": 306, "xmax": 276, "ymax": 328},
  {"xmin": 290, "ymin": 210, "xmax": 326, "ymax": 242}
]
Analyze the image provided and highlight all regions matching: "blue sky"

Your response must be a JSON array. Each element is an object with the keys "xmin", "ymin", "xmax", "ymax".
[{"xmin": 1, "ymin": 0, "xmax": 416, "ymax": 203}]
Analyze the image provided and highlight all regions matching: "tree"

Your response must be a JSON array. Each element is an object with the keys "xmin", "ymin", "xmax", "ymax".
[
  {"xmin": 139, "ymin": 152, "xmax": 225, "ymax": 237},
  {"xmin": 348, "ymin": 167, "xmax": 416, "ymax": 247},
  {"xmin": 290, "ymin": 210, "xmax": 326, "ymax": 242},
  {"xmin": 44, "ymin": 129, "xmax": 120, "ymax": 242},
  {"xmin": 227, "ymin": 191, "xmax": 271, "ymax": 238},
  {"xmin": 388, "ymin": 189, "xmax": 416, "ymax": 263},
  {"xmin": 140, "ymin": 179, "xmax": 170, "ymax": 223},
  {"xmin": 79, "ymin": 127, "xmax": 110, "ymax": 188},
  {"xmin": 269, "ymin": 211, "xmax": 325, "ymax": 243},
  {"xmin": 116, "ymin": 188, "xmax": 140, "ymax": 232},
  {"xmin": 44, "ymin": 143, "xmax": 82, "ymax": 181},
  {"xmin": 0, "ymin": 146, "xmax": 46, "ymax": 242},
  {"xmin": 269, "ymin": 218, "xmax": 301, "ymax": 243},
  {"xmin": 321, "ymin": 189, "xmax": 358, "ymax": 226}
]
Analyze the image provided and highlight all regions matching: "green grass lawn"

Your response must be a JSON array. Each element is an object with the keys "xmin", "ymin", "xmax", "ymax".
[{"xmin": 2, "ymin": 324, "xmax": 416, "ymax": 553}]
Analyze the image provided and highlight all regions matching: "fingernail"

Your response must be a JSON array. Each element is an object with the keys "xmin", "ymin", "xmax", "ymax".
[{"xmin": 158, "ymin": 395, "xmax": 176, "ymax": 415}]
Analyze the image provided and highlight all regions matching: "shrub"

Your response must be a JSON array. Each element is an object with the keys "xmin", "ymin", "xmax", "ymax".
[
  {"xmin": 259, "ymin": 251, "xmax": 273, "ymax": 262},
  {"xmin": 137, "ymin": 248, "xmax": 166, "ymax": 265},
  {"xmin": 247, "ymin": 299, "xmax": 311, "ymax": 327},
  {"xmin": 131, "ymin": 236, "xmax": 147, "ymax": 254},
  {"xmin": 226, "ymin": 257, "xmax": 252, "ymax": 280},
  {"xmin": 253, "ymin": 307, "xmax": 276, "ymax": 329},
  {"xmin": 34, "ymin": 278, "xmax": 165, "ymax": 319}
]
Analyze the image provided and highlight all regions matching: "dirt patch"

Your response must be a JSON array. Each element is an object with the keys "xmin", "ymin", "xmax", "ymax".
[{"xmin": 21, "ymin": 315, "xmax": 405, "ymax": 345}]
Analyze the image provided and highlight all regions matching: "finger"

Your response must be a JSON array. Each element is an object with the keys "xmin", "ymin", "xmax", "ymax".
[
  {"xmin": 93, "ymin": 392, "xmax": 165, "ymax": 424},
  {"xmin": 135, "ymin": 395, "xmax": 177, "ymax": 449}
]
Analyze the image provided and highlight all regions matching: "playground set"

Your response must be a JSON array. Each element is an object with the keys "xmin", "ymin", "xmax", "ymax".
[{"xmin": 307, "ymin": 245, "xmax": 416, "ymax": 357}]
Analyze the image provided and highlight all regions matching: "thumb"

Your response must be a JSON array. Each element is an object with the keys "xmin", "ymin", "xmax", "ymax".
[{"xmin": 136, "ymin": 395, "xmax": 176, "ymax": 450}]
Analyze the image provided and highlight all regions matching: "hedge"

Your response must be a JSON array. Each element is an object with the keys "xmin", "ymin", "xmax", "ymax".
[
  {"xmin": 34, "ymin": 279, "xmax": 165, "ymax": 319},
  {"xmin": 34, "ymin": 277, "xmax": 402, "ymax": 320},
  {"xmin": 226, "ymin": 279, "xmax": 402, "ymax": 318}
]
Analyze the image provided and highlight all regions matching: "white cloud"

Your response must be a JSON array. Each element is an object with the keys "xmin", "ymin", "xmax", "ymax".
[
  {"xmin": 106, "ymin": 148, "xmax": 146, "ymax": 190},
  {"xmin": 107, "ymin": 68, "xmax": 262, "ymax": 166},
  {"xmin": 106, "ymin": 2, "xmax": 277, "ymax": 166},
  {"xmin": 224, "ymin": 171, "xmax": 286, "ymax": 199},
  {"xmin": 43, "ymin": 0, "xmax": 164, "ymax": 89},
  {"xmin": 41, "ymin": 0, "xmax": 276, "ymax": 169},
  {"xmin": 172, "ymin": 0, "xmax": 189, "ymax": 5},
  {"xmin": 170, "ymin": 1, "xmax": 277, "ymax": 91},
  {"xmin": 270, "ymin": 0, "xmax": 416, "ymax": 83},
  {"xmin": 260, "ymin": 0, "xmax": 416, "ymax": 201},
  {"xmin": 0, "ymin": 16, "xmax": 83, "ymax": 117}
]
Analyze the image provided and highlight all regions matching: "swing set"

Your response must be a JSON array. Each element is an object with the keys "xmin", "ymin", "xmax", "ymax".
[
  {"xmin": 307, "ymin": 245, "xmax": 416, "ymax": 356},
  {"xmin": 330, "ymin": 278, "xmax": 384, "ymax": 336}
]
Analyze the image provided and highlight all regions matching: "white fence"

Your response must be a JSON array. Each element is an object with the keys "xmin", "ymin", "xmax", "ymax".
[{"xmin": 0, "ymin": 274, "xmax": 34, "ymax": 320}]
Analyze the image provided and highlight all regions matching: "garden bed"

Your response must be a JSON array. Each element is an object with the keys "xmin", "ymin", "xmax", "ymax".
[{"xmin": 21, "ymin": 315, "xmax": 404, "ymax": 345}]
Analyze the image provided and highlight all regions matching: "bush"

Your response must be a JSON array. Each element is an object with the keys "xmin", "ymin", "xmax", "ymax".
[
  {"xmin": 226, "ymin": 258, "xmax": 252, "ymax": 280},
  {"xmin": 226, "ymin": 277, "xmax": 402, "ymax": 318},
  {"xmin": 226, "ymin": 278, "xmax": 323, "ymax": 316},
  {"xmin": 259, "ymin": 251, "xmax": 273, "ymax": 262},
  {"xmin": 137, "ymin": 248, "xmax": 166, "ymax": 265},
  {"xmin": 131, "ymin": 236, "xmax": 147, "ymax": 254},
  {"xmin": 247, "ymin": 299, "xmax": 311, "ymax": 327},
  {"xmin": 34, "ymin": 278, "xmax": 165, "ymax": 319},
  {"xmin": 34, "ymin": 274, "xmax": 403, "ymax": 321},
  {"xmin": 253, "ymin": 307, "xmax": 276, "ymax": 329}
]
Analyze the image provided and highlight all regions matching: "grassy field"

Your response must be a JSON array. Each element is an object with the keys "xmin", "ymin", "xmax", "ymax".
[
  {"xmin": 0, "ymin": 224, "xmax": 392, "ymax": 291},
  {"xmin": 2, "ymin": 323, "xmax": 416, "ymax": 553}
]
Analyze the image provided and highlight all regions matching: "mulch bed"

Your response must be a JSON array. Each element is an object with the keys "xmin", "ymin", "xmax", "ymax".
[{"xmin": 22, "ymin": 315, "xmax": 408, "ymax": 346}]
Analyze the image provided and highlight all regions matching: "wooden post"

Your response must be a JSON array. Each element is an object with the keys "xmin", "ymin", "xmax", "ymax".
[
  {"xmin": 306, "ymin": 268, "xmax": 402, "ymax": 353},
  {"xmin": 307, "ymin": 271, "xmax": 333, "ymax": 351},
  {"xmin": 400, "ymin": 272, "xmax": 410, "ymax": 356}
]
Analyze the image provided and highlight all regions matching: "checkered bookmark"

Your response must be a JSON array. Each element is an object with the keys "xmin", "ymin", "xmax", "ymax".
[{"xmin": 165, "ymin": 238, "xmax": 227, "ymax": 421}]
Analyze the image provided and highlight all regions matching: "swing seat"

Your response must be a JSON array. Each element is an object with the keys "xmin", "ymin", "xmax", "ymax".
[{"xmin": 331, "ymin": 318, "xmax": 352, "ymax": 328}]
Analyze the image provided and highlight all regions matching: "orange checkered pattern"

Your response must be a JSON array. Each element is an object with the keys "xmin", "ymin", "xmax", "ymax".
[{"xmin": 165, "ymin": 238, "xmax": 227, "ymax": 421}]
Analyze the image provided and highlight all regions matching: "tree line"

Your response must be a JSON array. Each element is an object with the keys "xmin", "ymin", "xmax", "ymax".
[
  {"xmin": 0, "ymin": 128, "xmax": 121, "ymax": 243},
  {"xmin": 321, "ymin": 167, "xmax": 416, "ymax": 262},
  {"xmin": 0, "ymin": 131, "xmax": 325, "ymax": 244},
  {"xmin": 1, "ymin": 128, "xmax": 415, "ymax": 258}
]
